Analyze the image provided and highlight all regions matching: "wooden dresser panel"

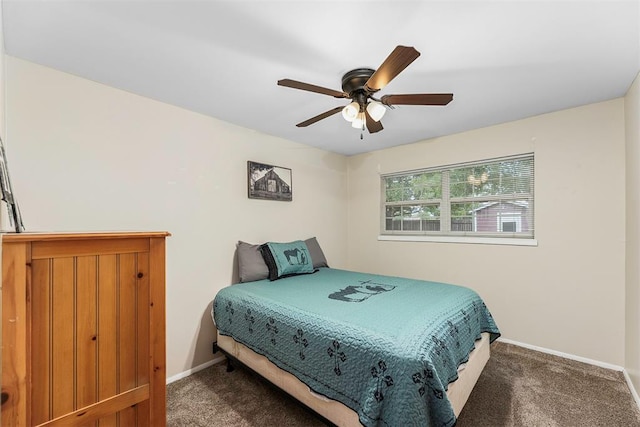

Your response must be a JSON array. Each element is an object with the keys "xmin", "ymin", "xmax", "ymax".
[{"xmin": 1, "ymin": 232, "xmax": 169, "ymax": 427}]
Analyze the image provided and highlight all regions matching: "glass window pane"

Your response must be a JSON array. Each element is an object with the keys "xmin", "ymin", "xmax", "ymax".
[
  {"xmin": 385, "ymin": 206, "xmax": 402, "ymax": 231},
  {"xmin": 386, "ymin": 206, "xmax": 401, "ymax": 218},
  {"xmin": 450, "ymin": 158, "xmax": 532, "ymax": 199},
  {"xmin": 386, "ymin": 187, "xmax": 403, "ymax": 202},
  {"xmin": 450, "ymin": 202, "xmax": 476, "ymax": 231},
  {"xmin": 386, "ymin": 218, "xmax": 402, "ymax": 231},
  {"xmin": 385, "ymin": 203, "xmax": 440, "ymax": 232},
  {"xmin": 451, "ymin": 200, "xmax": 533, "ymax": 233},
  {"xmin": 385, "ymin": 172, "xmax": 441, "ymax": 202}
]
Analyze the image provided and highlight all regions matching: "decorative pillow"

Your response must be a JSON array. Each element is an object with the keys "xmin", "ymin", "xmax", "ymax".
[
  {"xmin": 304, "ymin": 237, "xmax": 329, "ymax": 268},
  {"xmin": 260, "ymin": 240, "xmax": 317, "ymax": 281},
  {"xmin": 236, "ymin": 241, "xmax": 269, "ymax": 283}
]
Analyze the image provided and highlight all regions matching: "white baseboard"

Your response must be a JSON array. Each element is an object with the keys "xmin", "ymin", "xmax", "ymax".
[
  {"xmin": 623, "ymin": 370, "xmax": 640, "ymax": 411},
  {"xmin": 498, "ymin": 337, "xmax": 640, "ymax": 412},
  {"xmin": 497, "ymin": 337, "xmax": 624, "ymax": 371},
  {"xmin": 166, "ymin": 354, "xmax": 226, "ymax": 385}
]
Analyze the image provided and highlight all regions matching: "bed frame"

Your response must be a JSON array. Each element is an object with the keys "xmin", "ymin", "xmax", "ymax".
[{"xmin": 214, "ymin": 331, "xmax": 490, "ymax": 426}]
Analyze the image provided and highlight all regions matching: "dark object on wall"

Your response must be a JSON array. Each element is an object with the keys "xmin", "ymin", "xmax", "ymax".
[
  {"xmin": 248, "ymin": 161, "xmax": 292, "ymax": 202},
  {"xmin": 0, "ymin": 136, "xmax": 24, "ymax": 232}
]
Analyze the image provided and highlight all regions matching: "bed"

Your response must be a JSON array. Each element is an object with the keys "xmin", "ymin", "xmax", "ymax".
[
  {"xmin": 212, "ymin": 241, "xmax": 500, "ymax": 427},
  {"xmin": 215, "ymin": 330, "xmax": 491, "ymax": 426}
]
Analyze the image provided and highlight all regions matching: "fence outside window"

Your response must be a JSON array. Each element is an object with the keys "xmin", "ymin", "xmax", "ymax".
[{"xmin": 381, "ymin": 154, "xmax": 534, "ymax": 239}]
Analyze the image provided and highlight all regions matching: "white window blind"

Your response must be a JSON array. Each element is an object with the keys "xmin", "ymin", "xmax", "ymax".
[{"xmin": 382, "ymin": 154, "xmax": 534, "ymax": 239}]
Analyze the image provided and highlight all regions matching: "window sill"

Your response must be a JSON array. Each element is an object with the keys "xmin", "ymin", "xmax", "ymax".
[{"xmin": 378, "ymin": 235, "xmax": 538, "ymax": 246}]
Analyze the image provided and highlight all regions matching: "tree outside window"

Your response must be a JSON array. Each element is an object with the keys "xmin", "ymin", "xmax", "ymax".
[{"xmin": 382, "ymin": 154, "xmax": 534, "ymax": 238}]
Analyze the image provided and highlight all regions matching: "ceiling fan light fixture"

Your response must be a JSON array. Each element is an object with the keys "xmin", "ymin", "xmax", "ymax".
[
  {"xmin": 342, "ymin": 101, "xmax": 359, "ymax": 122},
  {"xmin": 351, "ymin": 111, "xmax": 365, "ymax": 129},
  {"xmin": 366, "ymin": 101, "xmax": 386, "ymax": 122}
]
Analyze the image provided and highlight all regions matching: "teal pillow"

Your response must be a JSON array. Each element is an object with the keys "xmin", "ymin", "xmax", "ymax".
[{"xmin": 260, "ymin": 240, "xmax": 317, "ymax": 281}]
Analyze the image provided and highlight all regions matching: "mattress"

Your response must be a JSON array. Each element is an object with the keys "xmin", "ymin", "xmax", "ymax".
[{"xmin": 213, "ymin": 268, "xmax": 500, "ymax": 427}]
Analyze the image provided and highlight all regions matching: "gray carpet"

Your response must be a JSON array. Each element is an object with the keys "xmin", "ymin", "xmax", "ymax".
[{"xmin": 167, "ymin": 341, "xmax": 640, "ymax": 426}]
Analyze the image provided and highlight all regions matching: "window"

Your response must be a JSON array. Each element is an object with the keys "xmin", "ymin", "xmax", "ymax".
[{"xmin": 382, "ymin": 154, "xmax": 534, "ymax": 240}]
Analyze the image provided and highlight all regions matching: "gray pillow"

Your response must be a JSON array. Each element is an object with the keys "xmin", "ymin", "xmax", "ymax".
[
  {"xmin": 304, "ymin": 237, "xmax": 329, "ymax": 268},
  {"xmin": 237, "ymin": 241, "xmax": 269, "ymax": 282}
]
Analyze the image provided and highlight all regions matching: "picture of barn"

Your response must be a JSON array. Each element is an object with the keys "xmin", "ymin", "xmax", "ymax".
[{"xmin": 248, "ymin": 161, "xmax": 292, "ymax": 201}]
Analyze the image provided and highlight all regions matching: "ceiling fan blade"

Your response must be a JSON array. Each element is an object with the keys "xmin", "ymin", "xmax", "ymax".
[
  {"xmin": 278, "ymin": 79, "xmax": 348, "ymax": 98},
  {"xmin": 381, "ymin": 93, "xmax": 453, "ymax": 106},
  {"xmin": 296, "ymin": 106, "xmax": 344, "ymax": 127},
  {"xmin": 365, "ymin": 46, "xmax": 421, "ymax": 93},
  {"xmin": 365, "ymin": 110, "xmax": 383, "ymax": 133}
]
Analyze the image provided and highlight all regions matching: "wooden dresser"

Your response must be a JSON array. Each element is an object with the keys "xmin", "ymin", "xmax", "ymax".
[{"xmin": 1, "ymin": 232, "xmax": 169, "ymax": 426}]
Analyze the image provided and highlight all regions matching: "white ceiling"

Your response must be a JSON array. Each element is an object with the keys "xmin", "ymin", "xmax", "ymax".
[{"xmin": 3, "ymin": 1, "xmax": 639, "ymax": 156}]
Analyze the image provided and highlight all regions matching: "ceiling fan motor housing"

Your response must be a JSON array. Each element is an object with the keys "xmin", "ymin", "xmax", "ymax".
[
  {"xmin": 341, "ymin": 68, "xmax": 376, "ymax": 110},
  {"xmin": 342, "ymin": 68, "xmax": 376, "ymax": 95}
]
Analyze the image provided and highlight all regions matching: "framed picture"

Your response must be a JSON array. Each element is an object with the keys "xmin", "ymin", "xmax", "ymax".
[
  {"xmin": 0, "ymin": 136, "xmax": 24, "ymax": 232},
  {"xmin": 247, "ymin": 161, "xmax": 293, "ymax": 201}
]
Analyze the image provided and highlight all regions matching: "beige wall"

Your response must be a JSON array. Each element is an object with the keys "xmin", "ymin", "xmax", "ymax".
[
  {"xmin": 0, "ymin": 2, "xmax": 7, "ymax": 229},
  {"xmin": 626, "ymin": 71, "xmax": 640, "ymax": 391},
  {"xmin": 0, "ymin": 2, "xmax": 4, "ymax": 135},
  {"xmin": 4, "ymin": 57, "xmax": 349, "ymax": 377},
  {"xmin": 347, "ymin": 99, "xmax": 626, "ymax": 366},
  {"xmin": 2, "ymin": 54, "xmax": 634, "ymax": 376}
]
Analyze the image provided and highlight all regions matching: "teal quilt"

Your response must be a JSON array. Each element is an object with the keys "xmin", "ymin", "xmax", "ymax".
[{"xmin": 213, "ymin": 268, "xmax": 500, "ymax": 427}]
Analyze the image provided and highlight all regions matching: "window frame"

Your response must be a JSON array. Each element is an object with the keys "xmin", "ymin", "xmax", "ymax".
[{"xmin": 380, "ymin": 154, "xmax": 536, "ymax": 246}]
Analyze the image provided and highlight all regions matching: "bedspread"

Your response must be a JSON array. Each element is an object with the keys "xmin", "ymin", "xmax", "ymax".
[{"xmin": 212, "ymin": 268, "xmax": 499, "ymax": 427}]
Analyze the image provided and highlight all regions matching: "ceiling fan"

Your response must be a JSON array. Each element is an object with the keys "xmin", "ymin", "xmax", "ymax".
[{"xmin": 277, "ymin": 45, "xmax": 453, "ymax": 136}]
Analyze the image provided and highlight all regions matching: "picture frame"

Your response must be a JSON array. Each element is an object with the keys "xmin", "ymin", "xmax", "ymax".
[
  {"xmin": 247, "ymin": 161, "xmax": 293, "ymax": 201},
  {"xmin": 0, "ymin": 136, "xmax": 24, "ymax": 232}
]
